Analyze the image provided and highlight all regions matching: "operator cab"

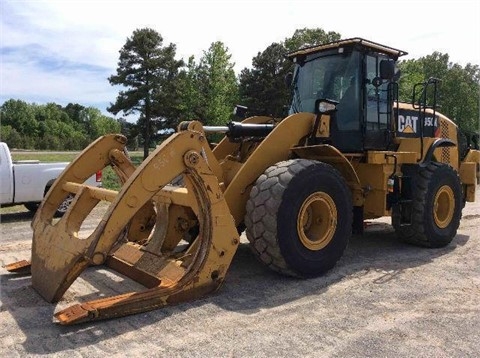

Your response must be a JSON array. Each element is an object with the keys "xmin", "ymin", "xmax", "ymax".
[{"xmin": 287, "ymin": 38, "xmax": 407, "ymax": 153}]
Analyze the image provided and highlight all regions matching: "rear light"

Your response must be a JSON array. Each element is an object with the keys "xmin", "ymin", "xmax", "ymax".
[{"xmin": 96, "ymin": 170, "xmax": 102, "ymax": 182}]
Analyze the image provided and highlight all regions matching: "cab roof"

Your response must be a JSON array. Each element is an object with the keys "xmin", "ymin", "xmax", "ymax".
[{"xmin": 287, "ymin": 37, "xmax": 408, "ymax": 60}]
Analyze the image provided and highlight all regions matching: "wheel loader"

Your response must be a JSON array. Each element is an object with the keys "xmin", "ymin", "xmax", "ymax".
[{"xmin": 5, "ymin": 37, "xmax": 480, "ymax": 325}]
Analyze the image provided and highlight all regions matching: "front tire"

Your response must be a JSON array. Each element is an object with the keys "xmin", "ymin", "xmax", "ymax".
[
  {"xmin": 245, "ymin": 159, "xmax": 353, "ymax": 277},
  {"xmin": 393, "ymin": 162, "xmax": 462, "ymax": 247}
]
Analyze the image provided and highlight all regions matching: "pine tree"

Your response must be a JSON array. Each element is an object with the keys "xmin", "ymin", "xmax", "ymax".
[{"xmin": 108, "ymin": 28, "xmax": 184, "ymax": 159}]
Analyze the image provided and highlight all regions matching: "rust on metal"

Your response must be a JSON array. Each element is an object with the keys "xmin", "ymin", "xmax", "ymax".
[{"xmin": 3, "ymin": 260, "xmax": 31, "ymax": 274}]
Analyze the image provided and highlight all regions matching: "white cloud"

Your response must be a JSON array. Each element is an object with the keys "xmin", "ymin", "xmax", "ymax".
[
  {"xmin": 2, "ymin": 60, "xmax": 112, "ymax": 104},
  {"xmin": 1, "ymin": 0, "xmax": 479, "ymax": 118}
]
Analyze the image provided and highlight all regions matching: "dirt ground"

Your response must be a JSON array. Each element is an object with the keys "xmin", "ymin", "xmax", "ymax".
[{"xmin": 1, "ymin": 192, "xmax": 479, "ymax": 358}]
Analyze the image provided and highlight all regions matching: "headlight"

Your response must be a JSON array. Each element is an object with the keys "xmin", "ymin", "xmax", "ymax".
[{"xmin": 317, "ymin": 100, "xmax": 337, "ymax": 114}]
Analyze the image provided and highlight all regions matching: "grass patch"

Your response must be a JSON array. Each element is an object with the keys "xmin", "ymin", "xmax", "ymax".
[
  {"xmin": 11, "ymin": 152, "xmax": 79, "ymax": 162},
  {"xmin": 103, "ymin": 154, "xmax": 143, "ymax": 190},
  {"xmin": 0, "ymin": 204, "xmax": 26, "ymax": 214}
]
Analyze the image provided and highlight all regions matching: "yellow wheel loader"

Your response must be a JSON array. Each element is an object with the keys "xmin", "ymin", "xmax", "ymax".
[{"xmin": 6, "ymin": 38, "xmax": 480, "ymax": 325}]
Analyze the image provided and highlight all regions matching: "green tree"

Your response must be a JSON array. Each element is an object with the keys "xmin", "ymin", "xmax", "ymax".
[
  {"xmin": 0, "ymin": 99, "xmax": 38, "ymax": 147},
  {"xmin": 44, "ymin": 102, "xmax": 73, "ymax": 125},
  {"xmin": 88, "ymin": 108, "xmax": 121, "ymax": 138},
  {"xmin": 64, "ymin": 103, "xmax": 86, "ymax": 124},
  {"xmin": 0, "ymin": 124, "xmax": 13, "ymax": 141},
  {"xmin": 0, "ymin": 124, "xmax": 22, "ymax": 148},
  {"xmin": 398, "ymin": 53, "xmax": 480, "ymax": 133},
  {"xmin": 118, "ymin": 118, "xmax": 140, "ymax": 150},
  {"xmin": 108, "ymin": 28, "xmax": 184, "ymax": 159},
  {"xmin": 396, "ymin": 58, "xmax": 424, "ymax": 102},
  {"xmin": 34, "ymin": 103, "xmax": 79, "ymax": 149},
  {"xmin": 37, "ymin": 119, "xmax": 63, "ymax": 149},
  {"xmin": 284, "ymin": 28, "xmax": 341, "ymax": 52},
  {"xmin": 177, "ymin": 56, "xmax": 202, "ymax": 121},
  {"xmin": 238, "ymin": 42, "xmax": 290, "ymax": 117},
  {"xmin": 239, "ymin": 28, "xmax": 341, "ymax": 118},
  {"xmin": 150, "ymin": 42, "xmax": 186, "ymax": 136},
  {"xmin": 1, "ymin": 99, "xmax": 121, "ymax": 149},
  {"xmin": 195, "ymin": 41, "xmax": 238, "ymax": 126}
]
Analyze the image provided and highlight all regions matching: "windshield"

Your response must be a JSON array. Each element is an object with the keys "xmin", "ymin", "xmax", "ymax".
[{"xmin": 289, "ymin": 51, "xmax": 360, "ymax": 115}]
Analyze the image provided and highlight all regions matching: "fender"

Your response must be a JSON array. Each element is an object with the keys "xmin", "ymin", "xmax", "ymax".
[
  {"xmin": 421, "ymin": 138, "xmax": 456, "ymax": 166},
  {"xmin": 290, "ymin": 144, "xmax": 363, "ymax": 206}
]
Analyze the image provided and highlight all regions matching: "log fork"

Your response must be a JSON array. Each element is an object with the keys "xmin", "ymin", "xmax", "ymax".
[{"xmin": 5, "ymin": 122, "xmax": 240, "ymax": 325}]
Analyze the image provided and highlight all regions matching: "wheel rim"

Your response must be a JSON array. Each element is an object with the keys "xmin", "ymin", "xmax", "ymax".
[
  {"xmin": 433, "ymin": 185, "xmax": 455, "ymax": 229},
  {"xmin": 57, "ymin": 194, "xmax": 74, "ymax": 214},
  {"xmin": 297, "ymin": 192, "xmax": 337, "ymax": 251}
]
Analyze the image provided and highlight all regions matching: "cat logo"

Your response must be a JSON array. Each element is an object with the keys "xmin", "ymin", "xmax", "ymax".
[
  {"xmin": 395, "ymin": 109, "xmax": 439, "ymax": 137},
  {"xmin": 398, "ymin": 115, "xmax": 418, "ymax": 133}
]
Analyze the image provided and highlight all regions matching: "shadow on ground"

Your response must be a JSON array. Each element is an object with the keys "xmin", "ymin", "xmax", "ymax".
[
  {"xmin": 0, "ymin": 210, "xmax": 35, "ymax": 223},
  {"xmin": 0, "ymin": 222, "xmax": 470, "ymax": 355}
]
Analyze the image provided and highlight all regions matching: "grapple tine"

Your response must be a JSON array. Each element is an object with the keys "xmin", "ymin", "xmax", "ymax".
[
  {"xmin": 54, "ymin": 162, "xmax": 239, "ymax": 324},
  {"xmin": 33, "ymin": 134, "xmax": 128, "ymax": 226},
  {"xmin": 3, "ymin": 260, "xmax": 31, "ymax": 274},
  {"xmin": 30, "ymin": 134, "xmax": 129, "ymax": 302}
]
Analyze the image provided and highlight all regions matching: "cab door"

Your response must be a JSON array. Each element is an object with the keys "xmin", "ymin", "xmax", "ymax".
[
  {"xmin": 363, "ymin": 54, "xmax": 392, "ymax": 150},
  {"xmin": 328, "ymin": 51, "xmax": 364, "ymax": 153}
]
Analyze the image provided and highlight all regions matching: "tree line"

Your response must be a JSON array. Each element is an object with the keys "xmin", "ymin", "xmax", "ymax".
[
  {"xmin": 0, "ymin": 101, "xmax": 120, "ymax": 150},
  {"xmin": 1, "ymin": 27, "xmax": 478, "ymax": 155}
]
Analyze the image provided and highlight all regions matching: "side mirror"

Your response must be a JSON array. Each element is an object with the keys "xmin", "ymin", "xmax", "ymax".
[
  {"xmin": 284, "ymin": 72, "xmax": 293, "ymax": 87},
  {"xmin": 380, "ymin": 59, "xmax": 395, "ymax": 80}
]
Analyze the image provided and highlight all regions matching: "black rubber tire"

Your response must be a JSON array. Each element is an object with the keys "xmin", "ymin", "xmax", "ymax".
[
  {"xmin": 24, "ymin": 194, "xmax": 72, "ymax": 217},
  {"xmin": 245, "ymin": 159, "xmax": 352, "ymax": 277},
  {"xmin": 24, "ymin": 202, "xmax": 40, "ymax": 213},
  {"xmin": 393, "ymin": 162, "xmax": 462, "ymax": 248}
]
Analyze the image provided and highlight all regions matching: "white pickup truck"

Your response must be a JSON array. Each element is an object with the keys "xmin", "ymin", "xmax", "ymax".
[{"xmin": 0, "ymin": 142, "xmax": 102, "ymax": 216}]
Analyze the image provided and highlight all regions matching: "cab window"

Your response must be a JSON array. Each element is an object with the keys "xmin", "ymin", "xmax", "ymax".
[{"xmin": 365, "ymin": 55, "xmax": 389, "ymax": 130}]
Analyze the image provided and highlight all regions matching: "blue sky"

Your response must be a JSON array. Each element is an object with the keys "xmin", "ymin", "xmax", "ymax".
[{"xmin": 1, "ymin": 0, "xmax": 479, "ymax": 121}]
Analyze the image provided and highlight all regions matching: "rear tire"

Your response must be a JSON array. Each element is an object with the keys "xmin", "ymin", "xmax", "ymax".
[
  {"xmin": 245, "ymin": 159, "xmax": 352, "ymax": 277},
  {"xmin": 393, "ymin": 162, "xmax": 462, "ymax": 247}
]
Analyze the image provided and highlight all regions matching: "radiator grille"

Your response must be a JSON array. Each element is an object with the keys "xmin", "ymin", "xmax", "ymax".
[{"xmin": 440, "ymin": 119, "xmax": 450, "ymax": 163}]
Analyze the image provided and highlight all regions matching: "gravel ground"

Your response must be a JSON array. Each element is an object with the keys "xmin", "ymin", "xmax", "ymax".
[{"xmin": 1, "ymin": 191, "xmax": 479, "ymax": 358}]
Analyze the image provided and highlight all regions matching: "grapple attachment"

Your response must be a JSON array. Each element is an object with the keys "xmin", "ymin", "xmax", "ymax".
[{"xmin": 6, "ymin": 124, "xmax": 240, "ymax": 324}]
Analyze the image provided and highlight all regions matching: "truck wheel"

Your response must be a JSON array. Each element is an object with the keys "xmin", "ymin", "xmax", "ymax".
[
  {"xmin": 393, "ymin": 162, "xmax": 462, "ymax": 247},
  {"xmin": 245, "ymin": 159, "xmax": 352, "ymax": 277},
  {"xmin": 42, "ymin": 185, "xmax": 74, "ymax": 218},
  {"xmin": 24, "ymin": 192, "xmax": 73, "ymax": 217},
  {"xmin": 24, "ymin": 202, "xmax": 40, "ymax": 213},
  {"xmin": 54, "ymin": 194, "xmax": 74, "ymax": 217}
]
